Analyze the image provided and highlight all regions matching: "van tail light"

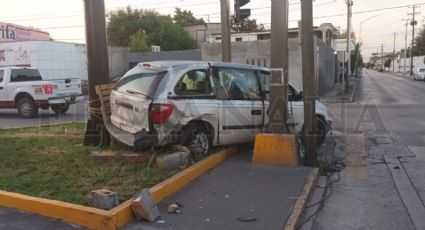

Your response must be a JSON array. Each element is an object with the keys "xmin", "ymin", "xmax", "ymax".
[
  {"xmin": 43, "ymin": 84, "xmax": 53, "ymax": 94},
  {"xmin": 150, "ymin": 104, "xmax": 174, "ymax": 124}
]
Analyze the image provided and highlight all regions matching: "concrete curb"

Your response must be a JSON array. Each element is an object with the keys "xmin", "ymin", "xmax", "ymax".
[
  {"xmin": 283, "ymin": 168, "xmax": 320, "ymax": 230},
  {"xmin": 0, "ymin": 147, "xmax": 237, "ymax": 230}
]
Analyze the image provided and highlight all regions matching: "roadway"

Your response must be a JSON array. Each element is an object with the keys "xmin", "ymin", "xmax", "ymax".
[
  {"xmin": 0, "ymin": 99, "xmax": 88, "ymax": 128},
  {"xmin": 307, "ymin": 69, "xmax": 425, "ymax": 230}
]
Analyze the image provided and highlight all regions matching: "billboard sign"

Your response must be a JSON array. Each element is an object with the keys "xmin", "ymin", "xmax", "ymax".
[{"xmin": 0, "ymin": 22, "xmax": 50, "ymax": 42}]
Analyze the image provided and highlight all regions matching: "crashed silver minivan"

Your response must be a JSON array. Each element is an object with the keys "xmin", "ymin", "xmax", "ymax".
[{"xmin": 106, "ymin": 61, "xmax": 332, "ymax": 155}]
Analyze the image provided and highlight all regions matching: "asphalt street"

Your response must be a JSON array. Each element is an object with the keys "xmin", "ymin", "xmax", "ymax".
[
  {"xmin": 304, "ymin": 70, "xmax": 425, "ymax": 230},
  {"xmin": 0, "ymin": 99, "xmax": 88, "ymax": 128}
]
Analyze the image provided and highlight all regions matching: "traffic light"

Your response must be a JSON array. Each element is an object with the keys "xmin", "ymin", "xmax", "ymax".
[{"xmin": 234, "ymin": 0, "xmax": 251, "ymax": 22}]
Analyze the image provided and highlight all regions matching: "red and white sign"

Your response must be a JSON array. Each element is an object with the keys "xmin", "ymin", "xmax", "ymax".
[{"xmin": 0, "ymin": 22, "xmax": 50, "ymax": 42}]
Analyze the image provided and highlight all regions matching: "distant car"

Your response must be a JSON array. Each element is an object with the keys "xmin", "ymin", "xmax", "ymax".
[
  {"xmin": 413, "ymin": 68, "xmax": 425, "ymax": 81},
  {"xmin": 106, "ymin": 61, "xmax": 332, "ymax": 155},
  {"xmin": 378, "ymin": 68, "xmax": 384, "ymax": 72}
]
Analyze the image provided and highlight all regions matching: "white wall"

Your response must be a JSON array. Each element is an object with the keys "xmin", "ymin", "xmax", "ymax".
[
  {"xmin": 391, "ymin": 55, "xmax": 425, "ymax": 73},
  {"xmin": 0, "ymin": 41, "xmax": 87, "ymax": 80}
]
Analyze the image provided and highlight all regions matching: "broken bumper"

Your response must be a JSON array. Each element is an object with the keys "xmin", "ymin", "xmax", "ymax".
[{"xmin": 105, "ymin": 120, "xmax": 157, "ymax": 150}]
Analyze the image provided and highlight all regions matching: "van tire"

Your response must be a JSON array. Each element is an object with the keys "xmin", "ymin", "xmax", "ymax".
[
  {"xmin": 51, "ymin": 103, "xmax": 70, "ymax": 114},
  {"xmin": 180, "ymin": 124, "xmax": 210, "ymax": 156},
  {"xmin": 17, "ymin": 98, "xmax": 38, "ymax": 118}
]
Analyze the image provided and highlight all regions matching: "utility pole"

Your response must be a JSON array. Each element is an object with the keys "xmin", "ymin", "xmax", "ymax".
[
  {"xmin": 381, "ymin": 44, "xmax": 384, "ymax": 70},
  {"xmin": 220, "ymin": 0, "xmax": 231, "ymax": 62},
  {"xmin": 83, "ymin": 0, "xmax": 111, "ymax": 146},
  {"xmin": 346, "ymin": 0, "xmax": 353, "ymax": 80},
  {"xmin": 392, "ymin": 32, "xmax": 396, "ymax": 72},
  {"xmin": 408, "ymin": 5, "xmax": 420, "ymax": 76},
  {"xmin": 301, "ymin": 0, "xmax": 317, "ymax": 167},
  {"xmin": 402, "ymin": 19, "xmax": 409, "ymax": 73},
  {"xmin": 268, "ymin": 0, "xmax": 289, "ymax": 134}
]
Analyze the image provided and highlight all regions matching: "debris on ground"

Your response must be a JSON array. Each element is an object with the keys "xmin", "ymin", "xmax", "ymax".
[
  {"xmin": 89, "ymin": 188, "xmax": 119, "ymax": 210},
  {"xmin": 167, "ymin": 203, "xmax": 181, "ymax": 214},
  {"xmin": 131, "ymin": 189, "xmax": 161, "ymax": 222}
]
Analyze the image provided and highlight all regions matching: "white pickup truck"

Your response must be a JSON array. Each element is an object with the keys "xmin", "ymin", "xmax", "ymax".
[{"xmin": 0, "ymin": 67, "xmax": 83, "ymax": 118}]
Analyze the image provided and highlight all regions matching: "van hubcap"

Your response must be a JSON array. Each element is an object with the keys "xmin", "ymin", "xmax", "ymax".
[{"xmin": 190, "ymin": 132, "xmax": 209, "ymax": 155}]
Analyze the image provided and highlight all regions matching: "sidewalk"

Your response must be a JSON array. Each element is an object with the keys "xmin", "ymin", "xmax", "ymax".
[
  {"xmin": 124, "ymin": 149, "xmax": 312, "ymax": 230},
  {"xmin": 320, "ymin": 78, "xmax": 359, "ymax": 103}
]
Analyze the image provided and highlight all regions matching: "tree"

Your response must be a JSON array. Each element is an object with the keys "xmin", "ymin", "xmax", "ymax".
[
  {"xmin": 384, "ymin": 57, "xmax": 392, "ymax": 68},
  {"xmin": 230, "ymin": 16, "xmax": 265, "ymax": 32},
  {"xmin": 413, "ymin": 25, "xmax": 425, "ymax": 56},
  {"xmin": 173, "ymin": 8, "xmax": 205, "ymax": 26},
  {"xmin": 107, "ymin": 7, "xmax": 197, "ymax": 51},
  {"xmin": 107, "ymin": 7, "xmax": 145, "ymax": 47},
  {"xmin": 128, "ymin": 30, "xmax": 150, "ymax": 52}
]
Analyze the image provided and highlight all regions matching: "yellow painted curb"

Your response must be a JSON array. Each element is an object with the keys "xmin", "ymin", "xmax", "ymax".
[
  {"xmin": 283, "ymin": 168, "xmax": 319, "ymax": 230},
  {"xmin": 149, "ymin": 146, "xmax": 237, "ymax": 203},
  {"xmin": 0, "ymin": 146, "xmax": 237, "ymax": 230}
]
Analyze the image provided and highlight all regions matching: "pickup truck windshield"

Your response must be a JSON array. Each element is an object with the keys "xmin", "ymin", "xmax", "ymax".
[
  {"xmin": 11, "ymin": 69, "xmax": 42, "ymax": 82},
  {"xmin": 114, "ymin": 71, "xmax": 166, "ymax": 98}
]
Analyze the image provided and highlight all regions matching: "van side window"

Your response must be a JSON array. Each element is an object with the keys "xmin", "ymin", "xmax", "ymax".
[
  {"xmin": 175, "ymin": 69, "xmax": 211, "ymax": 95},
  {"xmin": 259, "ymin": 71, "xmax": 270, "ymax": 100},
  {"xmin": 0, "ymin": 70, "xmax": 3, "ymax": 83},
  {"xmin": 259, "ymin": 71, "xmax": 296, "ymax": 101},
  {"xmin": 213, "ymin": 67, "xmax": 261, "ymax": 101}
]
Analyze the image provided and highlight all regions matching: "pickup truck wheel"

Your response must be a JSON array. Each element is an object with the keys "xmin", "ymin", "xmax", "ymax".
[
  {"xmin": 181, "ymin": 125, "xmax": 210, "ymax": 156},
  {"xmin": 17, "ymin": 98, "xmax": 38, "ymax": 118},
  {"xmin": 51, "ymin": 103, "xmax": 69, "ymax": 114}
]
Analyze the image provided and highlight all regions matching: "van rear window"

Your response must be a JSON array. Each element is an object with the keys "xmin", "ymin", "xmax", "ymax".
[
  {"xmin": 114, "ymin": 71, "xmax": 166, "ymax": 97},
  {"xmin": 11, "ymin": 69, "xmax": 42, "ymax": 82}
]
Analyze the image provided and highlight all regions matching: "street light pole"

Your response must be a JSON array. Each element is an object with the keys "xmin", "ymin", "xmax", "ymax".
[
  {"xmin": 83, "ymin": 0, "xmax": 111, "ymax": 146},
  {"xmin": 220, "ymin": 0, "xmax": 231, "ymax": 62},
  {"xmin": 269, "ymin": 0, "xmax": 289, "ymax": 134},
  {"xmin": 381, "ymin": 44, "xmax": 384, "ymax": 70},
  {"xmin": 392, "ymin": 32, "xmax": 396, "ymax": 72},
  {"xmin": 346, "ymin": 0, "xmax": 353, "ymax": 80},
  {"xmin": 402, "ymin": 19, "xmax": 409, "ymax": 73},
  {"xmin": 408, "ymin": 5, "xmax": 420, "ymax": 76},
  {"xmin": 356, "ymin": 15, "xmax": 378, "ymax": 77},
  {"xmin": 301, "ymin": 0, "xmax": 317, "ymax": 167}
]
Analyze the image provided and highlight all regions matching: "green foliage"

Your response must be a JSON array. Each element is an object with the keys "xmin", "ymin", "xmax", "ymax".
[
  {"xmin": 173, "ymin": 8, "xmax": 205, "ymax": 26},
  {"xmin": 413, "ymin": 25, "xmax": 425, "ymax": 56},
  {"xmin": 107, "ymin": 7, "xmax": 196, "ymax": 51},
  {"xmin": 231, "ymin": 15, "xmax": 265, "ymax": 33},
  {"xmin": 129, "ymin": 30, "xmax": 150, "ymax": 52},
  {"xmin": 0, "ymin": 123, "xmax": 168, "ymax": 205},
  {"xmin": 107, "ymin": 7, "xmax": 145, "ymax": 47},
  {"xmin": 384, "ymin": 58, "xmax": 392, "ymax": 68}
]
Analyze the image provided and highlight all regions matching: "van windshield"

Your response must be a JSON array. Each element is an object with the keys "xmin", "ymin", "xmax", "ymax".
[
  {"xmin": 419, "ymin": 69, "xmax": 425, "ymax": 73},
  {"xmin": 114, "ymin": 71, "xmax": 166, "ymax": 98}
]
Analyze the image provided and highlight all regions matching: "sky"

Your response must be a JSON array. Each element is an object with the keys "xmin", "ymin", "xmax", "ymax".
[{"xmin": 0, "ymin": 0, "xmax": 424, "ymax": 60}]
